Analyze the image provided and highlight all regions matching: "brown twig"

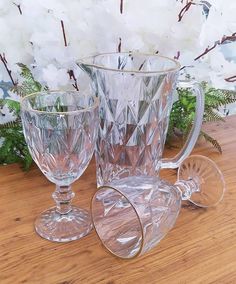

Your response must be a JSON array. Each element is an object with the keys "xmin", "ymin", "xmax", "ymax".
[
  {"xmin": 174, "ymin": 51, "xmax": 180, "ymax": 60},
  {"xmin": 119, "ymin": 0, "xmax": 124, "ymax": 58},
  {"xmin": 194, "ymin": 33, "xmax": 236, "ymax": 61},
  {"xmin": 139, "ymin": 51, "xmax": 159, "ymax": 70},
  {"xmin": 178, "ymin": 1, "xmax": 196, "ymax": 22},
  {"xmin": 225, "ymin": 75, "xmax": 236, "ymax": 83},
  {"xmin": 0, "ymin": 54, "xmax": 17, "ymax": 86},
  {"xmin": 194, "ymin": 43, "xmax": 218, "ymax": 61},
  {"xmin": 61, "ymin": 21, "xmax": 78, "ymax": 90},
  {"xmin": 13, "ymin": 2, "xmax": 22, "ymax": 15},
  {"xmin": 120, "ymin": 0, "xmax": 124, "ymax": 14},
  {"xmin": 60, "ymin": 20, "xmax": 68, "ymax": 47},
  {"xmin": 139, "ymin": 61, "xmax": 146, "ymax": 71},
  {"xmin": 117, "ymin": 38, "xmax": 122, "ymax": 69},
  {"xmin": 68, "ymin": 70, "xmax": 79, "ymax": 91},
  {"xmin": 2, "ymin": 53, "xmax": 7, "ymax": 63},
  {"xmin": 180, "ymin": 65, "xmax": 194, "ymax": 71},
  {"xmin": 118, "ymin": 37, "xmax": 122, "ymax": 52}
]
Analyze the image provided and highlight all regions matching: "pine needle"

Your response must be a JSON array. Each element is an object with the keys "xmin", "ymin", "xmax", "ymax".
[
  {"xmin": 0, "ymin": 119, "xmax": 20, "ymax": 129},
  {"xmin": 12, "ymin": 63, "xmax": 42, "ymax": 96},
  {"xmin": 200, "ymin": 130, "xmax": 222, "ymax": 153},
  {"xmin": 167, "ymin": 82, "xmax": 235, "ymax": 153},
  {"xmin": 0, "ymin": 63, "xmax": 44, "ymax": 170}
]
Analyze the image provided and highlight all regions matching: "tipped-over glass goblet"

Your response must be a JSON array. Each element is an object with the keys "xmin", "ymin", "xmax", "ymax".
[
  {"xmin": 91, "ymin": 155, "xmax": 225, "ymax": 259},
  {"xmin": 21, "ymin": 91, "xmax": 99, "ymax": 242}
]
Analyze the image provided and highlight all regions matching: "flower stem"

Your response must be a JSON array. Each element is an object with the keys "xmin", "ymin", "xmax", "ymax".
[{"xmin": 0, "ymin": 54, "xmax": 17, "ymax": 86}]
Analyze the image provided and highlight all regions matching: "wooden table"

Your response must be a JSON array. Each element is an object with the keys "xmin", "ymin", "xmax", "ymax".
[{"xmin": 1, "ymin": 116, "xmax": 236, "ymax": 284}]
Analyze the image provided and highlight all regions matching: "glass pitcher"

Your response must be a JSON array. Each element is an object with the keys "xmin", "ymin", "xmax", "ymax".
[{"xmin": 78, "ymin": 52, "xmax": 204, "ymax": 187}]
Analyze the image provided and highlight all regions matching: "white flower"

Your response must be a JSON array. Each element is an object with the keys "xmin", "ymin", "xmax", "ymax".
[
  {"xmin": 41, "ymin": 64, "xmax": 69, "ymax": 89},
  {"xmin": 0, "ymin": 0, "xmax": 235, "ymax": 92}
]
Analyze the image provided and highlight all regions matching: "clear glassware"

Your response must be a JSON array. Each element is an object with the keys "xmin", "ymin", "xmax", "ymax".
[
  {"xmin": 91, "ymin": 155, "xmax": 225, "ymax": 259},
  {"xmin": 78, "ymin": 52, "xmax": 204, "ymax": 187},
  {"xmin": 21, "ymin": 91, "xmax": 99, "ymax": 242}
]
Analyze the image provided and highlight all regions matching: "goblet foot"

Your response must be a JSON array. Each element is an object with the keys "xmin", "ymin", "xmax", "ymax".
[
  {"xmin": 178, "ymin": 155, "xmax": 225, "ymax": 207},
  {"xmin": 35, "ymin": 206, "xmax": 93, "ymax": 242}
]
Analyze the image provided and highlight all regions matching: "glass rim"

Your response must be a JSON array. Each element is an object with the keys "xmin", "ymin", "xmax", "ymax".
[
  {"xmin": 20, "ymin": 90, "xmax": 99, "ymax": 115},
  {"xmin": 78, "ymin": 52, "xmax": 181, "ymax": 75},
  {"xmin": 91, "ymin": 185, "xmax": 144, "ymax": 260}
]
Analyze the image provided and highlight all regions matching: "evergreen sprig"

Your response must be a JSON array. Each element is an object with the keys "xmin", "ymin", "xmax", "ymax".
[
  {"xmin": 1, "ymin": 65, "xmax": 236, "ymax": 170},
  {"xmin": 0, "ymin": 64, "xmax": 43, "ymax": 170},
  {"xmin": 168, "ymin": 82, "xmax": 236, "ymax": 153}
]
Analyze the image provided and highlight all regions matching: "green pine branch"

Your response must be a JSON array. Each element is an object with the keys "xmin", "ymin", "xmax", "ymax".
[
  {"xmin": 200, "ymin": 130, "xmax": 222, "ymax": 154},
  {"xmin": 1, "ymin": 64, "xmax": 235, "ymax": 170},
  {"xmin": 204, "ymin": 108, "xmax": 225, "ymax": 123},
  {"xmin": 167, "ymin": 82, "xmax": 236, "ymax": 153},
  {"xmin": 11, "ymin": 63, "xmax": 42, "ymax": 96},
  {"xmin": 0, "ymin": 63, "xmax": 43, "ymax": 170},
  {"xmin": 0, "ymin": 119, "xmax": 20, "ymax": 129}
]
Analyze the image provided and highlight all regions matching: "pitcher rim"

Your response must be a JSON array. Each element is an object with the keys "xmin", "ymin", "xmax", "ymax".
[{"xmin": 77, "ymin": 52, "xmax": 181, "ymax": 75}]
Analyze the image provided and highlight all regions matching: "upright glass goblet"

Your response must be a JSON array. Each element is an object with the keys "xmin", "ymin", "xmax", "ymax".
[{"xmin": 21, "ymin": 91, "xmax": 99, "ymax": 242}]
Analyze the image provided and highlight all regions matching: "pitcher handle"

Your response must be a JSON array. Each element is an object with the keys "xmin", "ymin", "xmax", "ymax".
[{"xmin": 161, "ymin": 80, "xmax": 204, "ymax": 169}]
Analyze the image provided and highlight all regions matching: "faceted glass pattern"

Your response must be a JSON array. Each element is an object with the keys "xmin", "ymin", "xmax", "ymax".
[
  {"xmin": 79, "ymin": 53, "xmax": 179, "ymax": 187},
  {"xmin": 92, "ymin": 176, "xmax": 182, "ymax": 259},
  {"xmin": 91, "ymin": 155, "xmax": 225, "ymax": 259},
  {"xmin": 21, "ymin": 91, "xmax": 99, "ymax": 242},
  {"xmin": 21, "ymin": 92, "xmax": 98, "ymax": 186},
  {"xmin": 178, "ymin": 155, "xmax": 226, "ymax": 207}
]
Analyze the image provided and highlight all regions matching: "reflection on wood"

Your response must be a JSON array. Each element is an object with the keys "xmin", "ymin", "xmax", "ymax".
[{"xmin": 0, "ymin": 116, "xmax": 236, "ymax": 283}]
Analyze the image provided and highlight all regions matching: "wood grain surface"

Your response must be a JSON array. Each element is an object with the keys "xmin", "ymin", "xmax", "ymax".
[{"xmin": 0, "ymin": 116, "xmax": 236, "ymax": 284}]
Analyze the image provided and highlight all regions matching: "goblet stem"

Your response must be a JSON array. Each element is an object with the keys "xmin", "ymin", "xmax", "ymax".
[
  {"xmin": 52, "ymin": 185, "xmax": 75, "ymax": 215},
  {"xmin": 175, "ymin": 179, "xmax": 199, "ymax": 201}
]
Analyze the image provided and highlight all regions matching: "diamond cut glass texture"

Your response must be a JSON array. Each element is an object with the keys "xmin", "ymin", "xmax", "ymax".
[
  {"xmin": 79, "ymin": 53, "xmax": 178, "ymax": 186},
  {"xmin": 21, "ymin": 91, "xmax": 99, "ymax": 242}
]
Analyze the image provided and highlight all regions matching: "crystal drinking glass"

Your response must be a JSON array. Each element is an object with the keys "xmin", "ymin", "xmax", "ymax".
[
  {"xmin": 21, "ymin": 91, "xmax": 99, "ymax": 242},
  {"xmin": 91, "ymin": 155, "xmax": 225, "ymax": 259}
]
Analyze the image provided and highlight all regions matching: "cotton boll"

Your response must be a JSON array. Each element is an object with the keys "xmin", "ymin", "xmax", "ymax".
[
  {"xmin": 0, "ymin": 0, "xmax": 18, "ymax": 16},
  {"xmin": 122, "ymin": 35, "xmax": 145, "ymax": 52},
  {"xmin": 208, "ymin": 49, "xmax": 236, "ymax": 88},
  {"xmin": 209, "ymin": 73, "xmax": 234, "ymax": 90},
  {"xmin": 123, "ymin": 0, "xmax": 180, "ymax": 35},
  {"xmin": 200, "ymin": 7, "xmax": 227, "ymax": 45},
  {"xmin": 185, "ymin": 62, "xmax": 212, "ymax": 83},
  {"xmin": 169, "ymin": 5, "xmax": 205, "ymax": 58},
  {"xmin": 41, "ymin": 64, "xmax": 69, "ymax": 89},
  {"xmin": 199, "ymin": 0, "xmax": 236, "ymax": 48},
  {"xmin": 178, "ymin": 51, "xmax": 196, "ymax": 67},
  {"xmin": 0, "ymin": 4, "xmax": 32, "ymax": 74},
  {"xmin": 0, "ymin": 0, "xmax": 235, "ymax": 90},
  {"xmin": 36, "ymin": 0, "xmax": 69, "ymax": 21}
]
